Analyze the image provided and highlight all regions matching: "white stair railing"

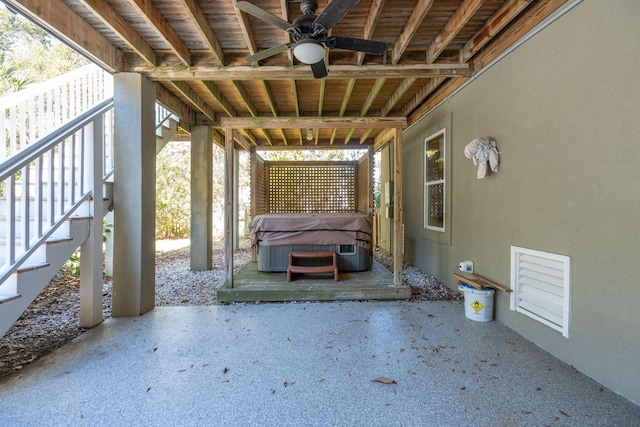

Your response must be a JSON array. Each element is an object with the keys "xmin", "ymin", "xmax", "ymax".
[
  {"xmin": 0, "ymin": 64, "xmax": 113, "ymax": 161},
  {"xmin": 156, "ymin": 103, "xmax": 176, "ymax": 130},
  {"xmin": 0, "ymin": 99, "xmax": 114, "ymax": 285},
  {"xmin": 0, "ymin": 62, "xmax": 181, "ymax": 321}
]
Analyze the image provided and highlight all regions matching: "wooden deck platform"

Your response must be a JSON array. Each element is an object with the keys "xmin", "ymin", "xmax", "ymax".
[{"xmin": 217, "ymin": 260, "xmax": 410, "ymax": 303}]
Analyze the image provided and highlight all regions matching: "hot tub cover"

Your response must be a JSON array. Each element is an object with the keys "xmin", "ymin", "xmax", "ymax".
[{"xmin": 249, "ymin": 213, "xmax": 372, "ymax": 249}]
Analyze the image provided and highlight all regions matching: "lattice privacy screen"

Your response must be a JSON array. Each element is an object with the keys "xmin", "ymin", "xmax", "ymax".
[{"xmin": 267, "ymin": 162, "xmax": 357, "ymax": 213}]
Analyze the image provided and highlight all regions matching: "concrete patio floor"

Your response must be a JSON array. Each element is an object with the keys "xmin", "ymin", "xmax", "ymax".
[{"xmin": 1, "ymin": 300, "xmax": 638, "ymax": 426}]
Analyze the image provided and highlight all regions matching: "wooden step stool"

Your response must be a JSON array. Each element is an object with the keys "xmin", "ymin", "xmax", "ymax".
[{"xmin": 287, "ymin": 251, "xmax": 339, "ymax": 282}]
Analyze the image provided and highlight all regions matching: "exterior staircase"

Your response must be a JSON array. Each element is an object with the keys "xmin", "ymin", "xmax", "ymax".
[{"xmin": 0, "ymin": 65, "xmax": 179, "ymax": 337}]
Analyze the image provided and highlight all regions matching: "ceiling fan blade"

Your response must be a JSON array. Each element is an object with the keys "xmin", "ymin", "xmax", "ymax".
[
  {"xmin": 235, "ymin": 1, "xmax": 291, "ymax": 31},
  {"xmin": 245, "ymin": 43, "xmax": 292, "ymax": 63},
  {"xmin": 324, "ymin": 36, "xmax": 388, "ymax": 55},
  {"xmin": 313, "ymin": 0, "xmax": 360, "ymax": 35},
  {"xmin": 310, "ymin": 60, "xmax": 328, "ymax": 79}
]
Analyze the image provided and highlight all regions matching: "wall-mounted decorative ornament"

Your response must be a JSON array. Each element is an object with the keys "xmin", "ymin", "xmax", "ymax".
[{"xmin": 464, "ymin": 138, "xmax": 499, "ymax": 179}]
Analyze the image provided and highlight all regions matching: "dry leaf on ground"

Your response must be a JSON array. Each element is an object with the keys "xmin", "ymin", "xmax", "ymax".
[{"xmin": 372, "ymin": 377, "xmax": 397, "ymax": 384}]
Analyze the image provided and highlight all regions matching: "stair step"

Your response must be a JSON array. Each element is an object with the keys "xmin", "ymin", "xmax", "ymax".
[
  {"xmin": 0, "ymin": 293, "xmax": 22, "ymax": 304},
  {"xmin": 45, "ymin": 237, "xmax": 74, "ymax": 244},
  {"xmin": 16, "ymin": 263, "xmax": 50, "ymax": 273}
]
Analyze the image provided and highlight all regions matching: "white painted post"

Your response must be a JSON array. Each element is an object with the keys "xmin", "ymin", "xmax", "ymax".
[
  {"xmin": 112, "ymin": 73, "xmax": 156, "ymax": 317},
  {"xmin": 104, "ymin": 211, "xmax": 114, "ymax": 277},
  {"xmin": 190, "ymin": 125, "xmax": 213, "ymax": 270},
  {"xmin": 80, "ymin": 115, "xmax": 105, "ymax": 328},
  {"xmin": 224, "ymin": 128, "xmax": 235, "ymax": 287},
  {"xmin": 233, "ymin": 148, "xmax": 240, "ymax": 251},
  {"xmin": 393, "ymin": 128, "xmax": 404, "ymax": 287}
]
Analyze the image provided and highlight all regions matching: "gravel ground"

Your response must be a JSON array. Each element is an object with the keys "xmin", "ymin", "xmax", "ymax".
[
  {"xmin": 0, "ymin": 243, "xmax": 460, "ymax": 380},
  {"xmin": 372, "ymin": 247, "xmax": 463, "ymax": 302}
]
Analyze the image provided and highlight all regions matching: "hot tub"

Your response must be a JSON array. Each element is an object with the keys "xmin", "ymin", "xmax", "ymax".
[{"xmin": 249, "ymin": 213, "xmax": 372, "ymax": 272}]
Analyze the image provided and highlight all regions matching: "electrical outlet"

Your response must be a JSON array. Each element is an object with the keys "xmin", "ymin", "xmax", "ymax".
[{"xmin": 458, "ymin": 260, "xmax": 474, "ymax": 273}]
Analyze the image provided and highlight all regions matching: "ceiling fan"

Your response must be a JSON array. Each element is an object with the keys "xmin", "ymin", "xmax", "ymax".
[{"xmin": 236, "ymin": 0, "xmax": 388, "ymax": 78}]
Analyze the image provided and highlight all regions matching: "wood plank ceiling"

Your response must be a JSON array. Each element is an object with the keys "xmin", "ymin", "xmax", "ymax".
[{"xmin": 3, "ymin": 0, "xmax": 569, "ymax": 149}]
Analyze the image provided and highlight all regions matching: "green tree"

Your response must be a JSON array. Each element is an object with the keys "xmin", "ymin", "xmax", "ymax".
[
  {"xmin": 0, "ymin": 5, "xmax": 87, "ymax": 95},
  {"xmin": 155, "ymin": 141, "xmax": 253, "ymax": 240},
  {"xmin": 0, "ymin": 61, "xmax": 34, "ymax": 93},
  {"xmin": 156, "ymin": 142, "xmax": 191, "ymax": 239},
  {"xmin": 258, "ymin": 149, "xmax": 366, "ymax": 162}
]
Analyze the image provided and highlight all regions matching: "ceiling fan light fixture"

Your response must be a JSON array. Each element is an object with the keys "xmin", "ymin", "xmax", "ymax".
[{"xmin": 293, "ymin": 39, "xmax": 325, "ymax": 64}]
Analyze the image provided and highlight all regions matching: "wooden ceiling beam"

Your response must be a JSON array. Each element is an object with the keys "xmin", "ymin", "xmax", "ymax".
[
  {"xmin": 317, "ymin": 79, "xmax": 326, "ymax": 117},
  {"xmin": 78, "ymin": 0, "xmax": 156, "ymax": 66},
  {"xmin": 260, "ymin": 81, "xmax": 279, "ymax": 117},
  {"xmin": 401, "ymin": 77, "xmax": 445, "ymax": 117},
  {"xmin": 231, "ymin": 81, "xmax": 258, "ymax": 117},
  {"xmin": 292, "ymin": 81, "xmax": 301, "ymax": 117},
  {"xmin": 315, "ymin": 79, "xmax": 326, "ymax": 145},
  {"xmin": 3, "ymin": 0, "xmax": 119, "ymax": 72},
  {"xmin": 469, "ymin": 0, "xmax": 567, "ymax": 72},
  {"xmin": 461, "ymin": 0, "xmax": 533, "ymax": 62},
  {"xmin": 362, "ymin": 75, "xmax": 412, "ymax": 144},
  {"xmin": 211, "ymin": 128, "xmax": 225, "ymax": 148},
  {"xmin": 391, "ymin": 0, "xmax": 435, "ymax": 64},
  {"xmin": 260, "ymin": 129, "xmax": 275, "ymax": 146},
  {"xmin": 240, "ymin": 127, "xmax": 271, "ymax": 146},
  {"xmin": 291, "ymin": 80, "xmax": 303, "ymax": 144},
  {"xmin": 221, "ymin": 117, "xmax": 406, "ymax": 130},
  {"xmin": 373, "ymin": 128, "xmax": 395, "ymax": 152},
  {"xmin": 346, "ymin": 77, "xmax": 386, "ymax": 144},
  {"xmin": 127, "ymin": 63, "xmax": 471, "ymax": 80},
  {"xmin": 228, "ymin": 81, "xmax": 276, "ymax": 144},
  {"xmin": 330, "ymin": 79, "xmax": 356, "ymax": 144},
  {"xmin": 233, "ymin": 132, "xmax": 254, "ymax": 152},
  {"xmin": 280, "ymin": 0, "xmax": 294, "ymax": 64},
  {"xmin": 169, "ymin": 81, "xmax": 217, "ymax": 121},
  {"xmin": 357, "ymin": 0, "xmax": 386, "ymax": 65},
  {"xmin": 339, "ymin": 79, "xmax": 357, "ymax": 117},
  {"xmin": 239, "ymin": 130, "xmax": 258, "ymax": 146},
  {"xmin": 155, "ymin": 82, "xmax": 195, "ymax": 127},
  {"xmin": 232, "ymin": 0, "xmax": 258, "ymax": 56},
  {"xmin": 361, "ymin": 78, "xmax": 386, "ymax": 117},
  {"xmin": 178, "ymin": 0, "xmax": 224, "ymax": 64},
  {"xmin": 234, "ymin": 0, "xmax": 285, "ymax": 142},
  {"xmin": 200, "ymin": 81, "xmax": 236, "ymax": 117},
  {"xmin": 358, "ymin": 129, "xmax": 373, "ymax": 145},
  {"xmin": 127, "ymin": 0, "xmax": 191, "ymax": 66},
  {"xmin": 427, "ymin": 0, "xmax": 485, "ymax": 64},
  {"xmin": 343, "ymin": 128, "xmax": 356, "ymax": 145},
  {"xmin": 276, "ymin": 128, "xmax": 289, "ymax": 146},
  {"xmin": 409, "ymin": 0, "xmax": 568, "ymax": 124},
  {"xmin": 258, "ymin": 81, "xmax": 288, "ymax": 145},
  {"xmin": 199, "ymin": 80, "xmax": 271, "ymax": 144},
  {"xmin": 381, "ymin": 77, "xmax": 417, "ymax": 117},
  {"xmin": 205, "ymin": 87, "xmax": 268, "ymax": 146}
]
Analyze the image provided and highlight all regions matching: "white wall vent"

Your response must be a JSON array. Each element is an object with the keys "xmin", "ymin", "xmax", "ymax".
[{"xmin": 510, "ymin": 246, "xmax": 571, "ymax": 338}]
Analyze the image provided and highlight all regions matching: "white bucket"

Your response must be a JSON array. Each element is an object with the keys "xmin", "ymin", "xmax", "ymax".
[{"xmin": 458, "ymin": 283, "xmax": 495, "ymax": 322}]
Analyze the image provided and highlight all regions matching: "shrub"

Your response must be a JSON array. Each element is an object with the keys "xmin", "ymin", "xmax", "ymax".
[{"xmin": 156, "ymin": 142, "xmax": 191, "ymax": 239}]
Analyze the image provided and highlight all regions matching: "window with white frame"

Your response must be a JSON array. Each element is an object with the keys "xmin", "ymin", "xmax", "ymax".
[{"xmin": 424, "ymin": 129, "xmax": 445, "ymax": 231}]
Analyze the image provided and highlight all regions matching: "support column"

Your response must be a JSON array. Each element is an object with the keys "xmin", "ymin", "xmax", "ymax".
[
  {"xmin": 79, "ymin": 115, "xmax": 104, "ymax": 328},
  {"xmin": 368, "ymin": 145, "xmax": 375, "ymax": 267},
  {"xmin": 249, "ymin": 147, "xmax": 257, "ymax": 263},
  {"xmin": 190, "ymin": 125, "xmax": 213, "ymax": 270},
  {"xmin": 104, "ymin": 211, "xmax": 114, "ymax": 277},
  {"xmin": 112, "ymin": 73, "xmax": 156, "ymax": 317},
  {"xmin": 224, "ymin": 128, "xmax": 235, "ymax": 287},
  {"xmin": 233, "ymin": 149, "xmax": 240, "ymax": 250},
  {"xmin": 393, "ymin": 128, "xmax": 404, "ymax": 287}
]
